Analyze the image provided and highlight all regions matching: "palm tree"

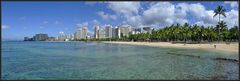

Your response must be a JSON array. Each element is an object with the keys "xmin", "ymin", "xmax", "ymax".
[
  {"xmin": 214, "ymin": 5, "xmax": 226, "ymax": 23},
  {"xmin": 218, "ymin": 21, "xmax": 228, "ymax": 32},
  {"xmin": 192, "ymin": 24, "xmax": 199, "ymax": 42},
  {"xmin": 229, "ymin": 26, "xmax": 239, "ymax": 42},
  {"xmin": 213, "ymin": 5, "xmax": 227, "ymax": 42},
  {"xmin": 183, "ymin": 23, "xmax": 189, "ymax": 43},
  {"xmin": 216, "ymin": 21, "xmax": 228, "ymax": 41}
]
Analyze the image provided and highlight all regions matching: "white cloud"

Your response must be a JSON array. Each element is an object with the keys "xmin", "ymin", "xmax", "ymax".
[
  {"xmin": 139, "ymin": 2, "xmax": 190, "ymax": 27},
  {"xmin": 110, "ymin": 15, "xmax": 117, "ymax": 20},
  {"xmin": 107, "ymin": 2, "xmax": 141, "ymax": 17},
  {"xmin": 104, "ymin": 2, "xmax": 142, "ymax": 27},
  {"xmin": 223, "ymin": 9, "xmax": 239, "ymax": 27},
  {"xmin": 76, "ymin": 22, "xmax": 88, "ymax": 27},
  {"xmin": 97, "ymin": 11, "xmax": 117, "ymax": 20},
  {"xmin": 176, "ymin": 2, "xmax": 238, "ymax": 28},
  {"xmin": 2, "ymin": 25, "xmax": 9, "ymax": 29},
  {"xmin": 140, "ymin": 2, "xmax": 238, "ymax": 28},
  {"xmin": 105, "ymin": 2, "xmax": 189, "ymax": 27},
  {"xmin": 142, "ymin": 2, "xmax": 176, "ymax": 27},
  {"xmin": 194, "ymin": 21, "xmax": 214, "ymax": 27},
  {"xmin": 59, "ymin": 31, "xmax": 64, "ymax": 34},
  {"xmin": 224, "ymin": 1, "xmax": 238, "ymax": 9},
  {"xmin": 92, "ymin": 19, "xmax": 100, "ymax": 25},
  {"xmin": 104, "ymin": 2, "xmax": 238, "ymax": 28},
  {"xmin": 97, "ymin": 11, "xmax": 108, "ymax": 19},
  {"xmin": 126, "ymin": 15, "xmax": 143, "ymax": 27}
]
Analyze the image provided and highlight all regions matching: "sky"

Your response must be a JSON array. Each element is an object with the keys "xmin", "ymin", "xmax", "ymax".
[{"xmin": 2, "ymin": 1, "xmax": 239, "ymax": 40}]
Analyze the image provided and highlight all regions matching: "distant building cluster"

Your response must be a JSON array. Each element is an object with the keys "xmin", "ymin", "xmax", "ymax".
[
  {"xmin": 24, "ymin": 24, "xmax": 154, "ymax": 41},
  {"xmin": 24, "ymin": 34, "xmax": 55, "ymax": 41},
  {"xmin": 94, "ymin": 24, "xmax": 153, "ymax": 39}
]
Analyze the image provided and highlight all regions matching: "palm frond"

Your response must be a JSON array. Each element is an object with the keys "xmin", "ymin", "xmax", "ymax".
[
  {"xmin": 222, "ymin": 9, "xmax": 226, "ymax": 12},
  {"xmin": 219, "ymin": 6, "xmax": 223, "ymax": 9},
  {"xmin": 213, "ymin": 13, "xmax": 218, "ymax": 17},
  {"xmin": 222, "ymin": 13, "xmax": 226, "ymax": 17}
]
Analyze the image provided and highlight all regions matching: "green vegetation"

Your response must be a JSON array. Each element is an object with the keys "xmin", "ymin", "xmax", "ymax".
[{"xmin": 128, "ymin": 23, "xmax": 239, "ymax": 43}]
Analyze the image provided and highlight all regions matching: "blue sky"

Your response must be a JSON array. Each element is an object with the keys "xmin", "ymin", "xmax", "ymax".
[{"xmin": 2, "ymin": 1, "xmax": 239, "ymax": 40}]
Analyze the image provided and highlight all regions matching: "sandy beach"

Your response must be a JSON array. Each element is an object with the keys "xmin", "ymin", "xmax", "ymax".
[{"xmin": 104, "ymin": 41, "xmax": 239, "ymax": 52}]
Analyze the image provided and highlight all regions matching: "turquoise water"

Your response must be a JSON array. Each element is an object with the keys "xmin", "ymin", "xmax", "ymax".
[{"xmin": 1, "ymin": 41, "xmax": 239, "ymax": 80}]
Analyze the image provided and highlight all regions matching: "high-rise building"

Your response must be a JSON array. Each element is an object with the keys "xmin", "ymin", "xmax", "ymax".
[
  {"xmin": 24, "ymin": 34, "xmax": 54, "ymax": 41},
  {"xmin": 34, "ymin": 34, "xmax": 48, "ymax": 41},
  {"xmin": 47, "ymin": 37, "xmax": 56, "ymax": 41},
  {"xmin": 99, "ymin": 28, "xmax": 105, "ymax": 39},
  {"xmin": 112, "ymin": 27, "xmax": 116, "ymax": 38},
  {"xmin": 74, "ymin": 27, "xmax": 81, "ymax": 40},
  {"xmin": 104, "ymin": 24, "xmax": 112, "ymax": 38},
  {"xmin": 58, "ymin": 32, "xmax": 66, "ymax": 41},
  {"xmin": 70, "ymin": 34, "xmax": 74, "ymax": 40},
  {"xmin": 112, "ymin": 26, "xmax": 121, "ymax": 38},
  {"xmin": 131, "ymin": 27, "xmax": 141, "ymax": 35},
  {"xmin": 74, "ymin": 26, "xmax": 88, "ymax": 40},
  {"xmin": 82, "ymin": 27, "xmax": 88, "ymax": 39},
  {"xmin": 117, "ymin": 27, "xmax": 121, "ymax": 38},
  {"xmin": 24, "ymin": 37, "xmax": 30, "ymax": 41},
  {"xmin": 94, "ymin": 26, "xmax": 100, "ymax": 39},
  {"xmin": 87, "ymin": 32, "xmax": 93, "ymax": 39},
  {"xmin": 119, "ymin": 25, "xmax": 131, "ymax": 37}
]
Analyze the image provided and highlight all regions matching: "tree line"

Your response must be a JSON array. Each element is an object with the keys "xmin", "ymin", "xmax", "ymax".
[{"xmin": 128, "ymin": 22, "xmax": 239, "ymax": 43}]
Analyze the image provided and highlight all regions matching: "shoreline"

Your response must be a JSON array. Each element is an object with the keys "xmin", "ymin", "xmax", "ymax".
[
  {"xmin": 103, "ymin": 41, "xmax": 239, "ymax": 53},
  {"xmin": 9, "ymin": 41, "xmax": 239, "ymax": 52}
]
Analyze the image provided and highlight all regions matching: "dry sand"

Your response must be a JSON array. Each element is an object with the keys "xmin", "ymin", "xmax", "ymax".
[{"xmin": 104, "ymin": 41, "xmax": 239, "ymax": 52}]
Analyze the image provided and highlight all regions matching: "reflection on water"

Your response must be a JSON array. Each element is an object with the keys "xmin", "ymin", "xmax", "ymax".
[{"xmin": 2, "ymin": 41, "xmax": 239, "ymax": 80}]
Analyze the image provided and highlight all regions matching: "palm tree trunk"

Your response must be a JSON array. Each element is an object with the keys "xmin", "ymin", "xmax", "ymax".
[
  {"xmin": 208, "ymin": 35, "xmax": 210, "ymax": 43},
  {"xmin": 218, "ymin": 14, "xmax": 220, "ymax": 43}
]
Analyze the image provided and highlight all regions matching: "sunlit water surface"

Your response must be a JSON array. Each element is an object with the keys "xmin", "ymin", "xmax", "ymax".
[{"xmin": 2, "ymin": 41, "xmax": 239, "ymax": 80}]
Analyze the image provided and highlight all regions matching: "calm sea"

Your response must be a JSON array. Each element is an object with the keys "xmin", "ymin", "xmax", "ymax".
[{"xmin": 1, "ymin": 41, "xmax": 239, "ymax": 80}]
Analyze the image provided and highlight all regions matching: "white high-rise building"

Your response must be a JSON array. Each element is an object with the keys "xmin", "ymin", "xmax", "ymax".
[
  {"xmin": 119, "ymin": 25, "xmax": 131, "ymax": 37},
  {"xmin": 82, "ymin": 27, "xmax": 88, "ymax": 39},
  {"xmin": 74, "ymin": 27, "xmax": 82, "ymax": 40},
  {"xmin": 74, "ymin": 26, "xmax": 88, "ymax": 40},
  {"xmin": 131, "ymin": 27, "xmax": 141, "ymax": 35},
  {"xmin": 117, "ymin": 27, "xmax": 121, "ymax": 38},
  {"xmin": 94, "ymin": 26, "xmax": 100, "ymax": 39},
  {"xmin": 104, "ymin": 24, "xmax": 112, "ymax": 38},
  {"xmin": 112, "ymin": 27, "xmax": 117, "ymax": 38},
  {"xmin": 70, "ymin": 34, "xmax": 74, "ymax": 40},
  {"xmin": 99, "ymin": 28, "xmax": 105, "ymax": 39},
  {"xmin": 57, "ymin": 32, "xmax": 67, "ymax": 41},
  {"xmin": 113, "ymin": 26, "xmax": 121, "ymax": 38}
]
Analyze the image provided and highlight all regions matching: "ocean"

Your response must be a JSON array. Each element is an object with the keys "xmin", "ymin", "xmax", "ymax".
[{"xmin": 1, "ymin": 41, "xmax": 239, "ymax": 80}]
